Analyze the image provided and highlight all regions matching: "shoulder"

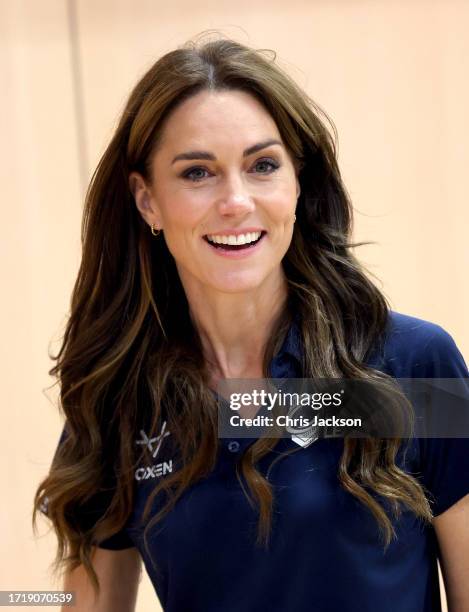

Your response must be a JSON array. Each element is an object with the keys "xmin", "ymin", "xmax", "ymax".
[
  {"xmin": 366, "ymin": 310, "xmax": 468, "ymax": 378},
  {"xmin": 386, "ymin": 310, "xmax": 459, "ymax": 358}
]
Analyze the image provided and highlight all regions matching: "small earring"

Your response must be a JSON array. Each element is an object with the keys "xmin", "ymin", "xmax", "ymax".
[
  {"xmin": 150, "ymin": 223, "xmax": 161, "ymax": 237},
  {"xmin": 294, "ymin": 214, "xmax": 297, "ymax": 222}
]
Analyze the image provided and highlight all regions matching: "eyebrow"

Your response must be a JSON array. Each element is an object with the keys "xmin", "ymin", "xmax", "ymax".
[{"xmin": 171, "ymin": 138, "xmax": 283, "ymax": 165}]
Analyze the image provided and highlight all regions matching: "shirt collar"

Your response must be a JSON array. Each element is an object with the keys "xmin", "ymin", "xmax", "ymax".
[
  {"xmin": 268, "ymin": 313, "xmax": 303, "ymax": 378},
  {"xmin": 280, "ymin": 313, "xmax": 303, "ymax": 364}
]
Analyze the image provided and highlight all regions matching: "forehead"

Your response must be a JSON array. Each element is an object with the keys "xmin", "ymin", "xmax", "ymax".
[{"xmin": 156, "ymin": 89, "xmax": 281, "ymax": 152}]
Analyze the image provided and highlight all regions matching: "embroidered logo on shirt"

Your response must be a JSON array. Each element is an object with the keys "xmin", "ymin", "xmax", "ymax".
[
  {"xmin": 134, "ymin": 461, "xmax": 173, "ymax": 481},
  {"xmin": 135, "ymin": 420, "xmax": 170, "ymax": 459},
  {"xmin": 290, "ymin": 432, "xmax": 318, "ymax": 448},
  {"xmin": 134, "ymin": 421, "xmax": 173, "ymax": 481}
]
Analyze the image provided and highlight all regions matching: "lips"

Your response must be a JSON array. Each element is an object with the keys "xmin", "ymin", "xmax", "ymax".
[{"xmin": 203, "ymin": 231, "xmax": 267, "ymax": 251}]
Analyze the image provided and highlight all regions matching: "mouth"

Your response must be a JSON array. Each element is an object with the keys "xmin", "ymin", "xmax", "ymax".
[{"xmin": 203, "ymin": 230, "xmax": 267, "ymax": 252}]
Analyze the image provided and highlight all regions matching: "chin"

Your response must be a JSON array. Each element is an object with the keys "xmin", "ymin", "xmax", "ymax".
[{"xmin": 206, "ymin": 272, "xmax": 267, "ymax": 294}]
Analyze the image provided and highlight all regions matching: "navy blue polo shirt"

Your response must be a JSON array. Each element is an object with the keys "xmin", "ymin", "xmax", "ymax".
[{"xmin": 45, "ymin": 310, "xmax": 469, "ymax": 611}]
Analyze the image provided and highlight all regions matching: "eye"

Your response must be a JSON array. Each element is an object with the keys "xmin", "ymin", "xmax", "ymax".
[
  {"xmin": 180, "ymin": 157, "xmax": 280, "ymax": 182},
  {"xmin": 252, "ymin": 158, "xmax": 280, "ymax": 174},
  {"xmin": 182, "ymin": 167, "xmax": 210, "ymax": 182}
]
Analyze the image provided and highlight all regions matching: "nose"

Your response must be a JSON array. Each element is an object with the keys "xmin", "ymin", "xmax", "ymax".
[{"xmin": 216, "ymin": 174, "xmax": 255, "ymax": 217}]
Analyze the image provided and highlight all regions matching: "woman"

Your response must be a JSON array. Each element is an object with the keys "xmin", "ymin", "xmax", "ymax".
[{"xmin": 34, "ymin": 35, "xmax": 469, "ymax": 611}]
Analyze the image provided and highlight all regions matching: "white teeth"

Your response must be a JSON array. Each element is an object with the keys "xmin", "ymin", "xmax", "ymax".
[{"xmin": 206, "ymin": 231, "xmax": 262, "ymax": 245}]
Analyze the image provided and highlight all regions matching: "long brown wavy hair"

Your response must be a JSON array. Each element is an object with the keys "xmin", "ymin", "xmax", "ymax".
[{"xmin": 33, "ymin": 32, "xmax": 432, "ymax": 595}]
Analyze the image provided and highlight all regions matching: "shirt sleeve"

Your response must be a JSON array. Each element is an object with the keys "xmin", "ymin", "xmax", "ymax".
[
  {"xmin": 41, "ymin": 422, "xmax": 136, "ymax": 550},
  {"xmin": 413, "ymin": 325, "xmax": 469, "ymax": 516}
]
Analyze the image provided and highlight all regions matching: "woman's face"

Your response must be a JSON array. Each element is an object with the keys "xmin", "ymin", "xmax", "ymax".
[{"xmin": 131, "ymin": 89, "xmax": 300, "ymax": 294}]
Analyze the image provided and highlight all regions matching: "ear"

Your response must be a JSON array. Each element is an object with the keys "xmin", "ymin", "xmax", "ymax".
[
  {"xmin": 296, "ymin": 175, "xmax": 301, "ymax": 200},
  {"xmin": 293, "ymin": 158, "xmax": 303, "ymax": 200},
  {"xmin": 128, "ymin": 172, "xmax": 162, "ymax": 228}
]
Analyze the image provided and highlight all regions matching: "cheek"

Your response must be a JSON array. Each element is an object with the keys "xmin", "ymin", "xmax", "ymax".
[
  {"xmin": 266, "ymin": 190, "xmax": 296, "ymax": 221},
  {"xmin": 163, "ymin": 192, "xmax": 208, "ymax": 226},
  {"xmin": 159, "ymin": 196, "xmax": 205, "ymax": 259}
]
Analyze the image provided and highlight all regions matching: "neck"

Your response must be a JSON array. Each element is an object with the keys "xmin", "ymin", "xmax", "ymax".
[{"xmin": 180, "ymin": 270, "xmax": 289, "ymax": 383}]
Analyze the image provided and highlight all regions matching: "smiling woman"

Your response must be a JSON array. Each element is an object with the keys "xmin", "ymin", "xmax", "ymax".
[
  {"xmin": 129, "ymin": 89, "xmax": 301, "ymax": 296},
  {"xmin": 33, "ymin": 33, "xmax": 469, "ymax": 612}
]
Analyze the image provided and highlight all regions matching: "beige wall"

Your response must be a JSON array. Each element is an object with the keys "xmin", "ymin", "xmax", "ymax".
[{"xmin": 2, "ymin": 0, "xmax": 468, "ymax": 609}]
